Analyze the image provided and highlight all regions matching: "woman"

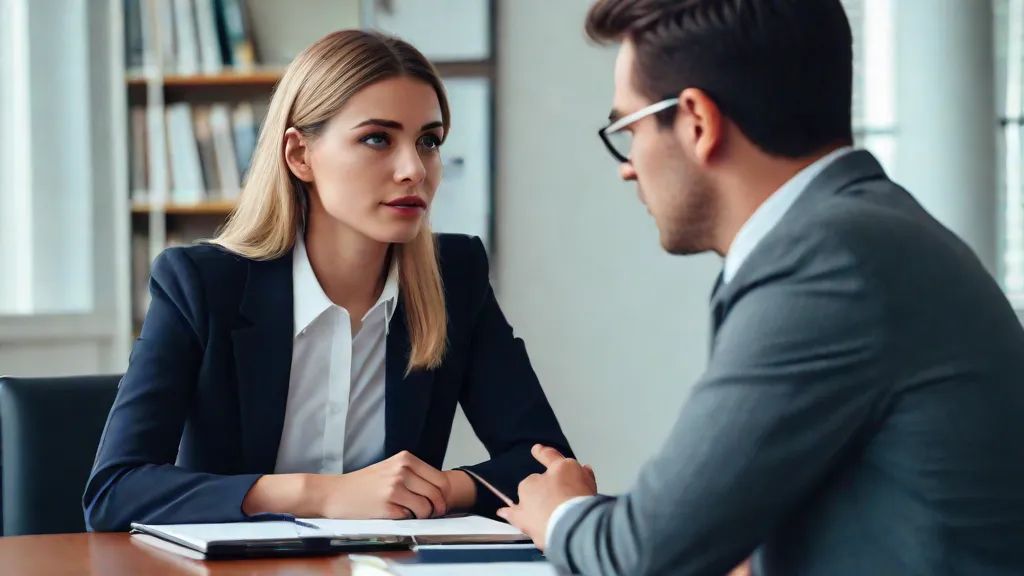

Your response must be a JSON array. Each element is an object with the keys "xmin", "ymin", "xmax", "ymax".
[{"xmin": 83, "ymin": 30, "xmax": 572, "ymax": 531}]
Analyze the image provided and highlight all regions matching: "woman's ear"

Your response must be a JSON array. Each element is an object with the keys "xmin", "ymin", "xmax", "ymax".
[{"xmin": 284, "ymin": 127, "xmax": 315, "ymax": 183}]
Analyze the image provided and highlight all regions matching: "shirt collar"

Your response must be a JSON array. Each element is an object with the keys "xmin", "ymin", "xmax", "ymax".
[
  {"xmin": 722, "ymin": 146, "xmax": 855, "ymax": 284},
  {"xmin": 293, "ymin": 234, "xmax": 401, "ymax": 337}
]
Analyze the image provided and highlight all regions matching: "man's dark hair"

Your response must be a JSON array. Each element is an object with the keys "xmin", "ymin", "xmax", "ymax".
[{"xmin": 586, "ymin": 0, "xmax": 854, "ymax": 158}]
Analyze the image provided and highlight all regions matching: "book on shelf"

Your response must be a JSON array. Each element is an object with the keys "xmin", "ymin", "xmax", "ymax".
[
  {"xmin": 129, "ymin": 106, "xmax": 148, "ymax": 202},
  {"xmin": 215, "ymin": 0, "xmax": 256, "ymax": 70},
  {"xmin": 124, "ymin": 0, "xmax": 145, "ymax": 70},
  {"xmin": 127, "ymin": 0, "xmax": 256, "ymax": 75},
  {"xmin": 131, "ymin": 233, "xmax": 152, "ymax": 328},
  {"xmin": 131, "ymin": 100, "xmax": 262, "ymax": 206},
  {"xmin": 173, "ymin": 0, "xmax": 201, "ymax": 74},
  {"xmin": 192, "ymin": 107, "xmax": 220, "ymax": 196},
  {"xmin": 231, "ymin": 101, "xmax": 258, "ymax": 179},
  {"xmin": 194, "ymin": 0, "xmax": 224, "ymax": 74},
  {"xmin": 166, "ymin": 102, "xmax": 206, "ymax": 204},
  {"xmin": 156, "ymin": 0, "xmax": 178, "ymax": 72},
  {"xmin": 209, "ymin": 103, "xmax": 241, "ymax": 199}
]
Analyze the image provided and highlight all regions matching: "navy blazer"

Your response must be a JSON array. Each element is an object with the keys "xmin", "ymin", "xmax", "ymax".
[{"xmin": 83, "ymin": 234, "xmax": 571, "ymax": 532}]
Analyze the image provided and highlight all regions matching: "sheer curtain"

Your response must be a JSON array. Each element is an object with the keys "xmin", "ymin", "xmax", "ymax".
[
  {"xmin": 997, "ymin": 0, "xmax": 1024, "ymax": 297},
  {"xmin": 0, "ymin": 0, "xmax": 129, "ymax": 376},
  {"xmin": 0, "ymin": 0, "xmax": 94, "ymax": 315},
  {"xmin": 843, "ymin": 0, "xmax": 897, "ymax": 174}
]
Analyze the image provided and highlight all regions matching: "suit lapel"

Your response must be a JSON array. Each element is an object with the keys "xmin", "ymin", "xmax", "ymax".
[
  {"xmin": 232, "ymin": 252, "xmax": 293, "ymax": 474},
  {"xmin": 709, "ymin": 271, "xmax": 727, "ymax": 353},
  {"xmin": 707, "ymin": 150, "xmax": 888, "ymax": 356},
  {"xmin": 384, "ymin": 300, "xmax": 436, "ymax": 457}
]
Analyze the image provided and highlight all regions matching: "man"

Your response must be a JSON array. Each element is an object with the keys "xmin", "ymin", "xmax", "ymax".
[{"xmin": 496, "ymin": 1, "xmax": 1024, "ymax": 574}]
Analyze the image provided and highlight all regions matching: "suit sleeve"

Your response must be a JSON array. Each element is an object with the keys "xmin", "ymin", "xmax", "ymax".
[
  {"xmin": 82, "ymin": 249, "xmax": 262, "ymax": 531},
  {"xmin": 455, "ymin": 237, "xmax": 574, "ymax": 517},
  {"xmin": 547, "ymin": 239, "xmax": 888, "ymax": 575}
]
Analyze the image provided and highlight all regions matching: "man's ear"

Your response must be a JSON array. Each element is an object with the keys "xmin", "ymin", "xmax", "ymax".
[
  {"xmin": 674, "ymin": 87, "xmax": 723, "ymax": 165},
  {"xmin": 284, "ymin": 127, "xmax": 315, "ymax": 183}
]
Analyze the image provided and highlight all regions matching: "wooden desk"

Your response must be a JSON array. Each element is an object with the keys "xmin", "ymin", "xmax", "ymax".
[{"xmin": 0, "ymin": 532, "xmax": 414, "ymax": 575}]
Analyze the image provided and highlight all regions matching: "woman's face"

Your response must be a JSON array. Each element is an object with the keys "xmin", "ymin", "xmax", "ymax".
[{"xmin": 289, "ymin": 75, "xmax": 445, "ymax": 244}]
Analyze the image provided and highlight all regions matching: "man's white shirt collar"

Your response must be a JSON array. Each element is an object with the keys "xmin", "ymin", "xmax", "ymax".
[{"xmin": 723, "ymin": 146, "xmax": 855, "ymax": 284}]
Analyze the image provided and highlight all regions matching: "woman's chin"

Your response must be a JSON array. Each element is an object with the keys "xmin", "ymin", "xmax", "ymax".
[{"xmin": 373, "ymin": 224, "xmax": 424, "ymax": 245}]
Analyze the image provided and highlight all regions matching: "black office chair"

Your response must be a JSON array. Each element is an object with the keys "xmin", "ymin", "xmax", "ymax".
[{"xmin": 0, "ymin": 374, "xmax": 120, "ymax": 536}]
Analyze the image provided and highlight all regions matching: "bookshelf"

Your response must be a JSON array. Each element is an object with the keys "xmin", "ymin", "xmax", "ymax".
[
  {"xmin": 131, "ymin": 201, "xmax": 236, "ymax": 216},
  {"xmin": 121, "ymin": 0, "xmax": 497, "ymax": 335}
]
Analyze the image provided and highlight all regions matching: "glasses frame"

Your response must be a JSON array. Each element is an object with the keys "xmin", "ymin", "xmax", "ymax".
[{"xmin": 598, "ymin": 97, "xmax": 680, "ymax": 163}]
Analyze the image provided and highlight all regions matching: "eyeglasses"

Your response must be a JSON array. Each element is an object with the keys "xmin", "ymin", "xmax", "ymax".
[{"xmin": 598, "ymin": 98, "xmax": 680, "ymax": 164}]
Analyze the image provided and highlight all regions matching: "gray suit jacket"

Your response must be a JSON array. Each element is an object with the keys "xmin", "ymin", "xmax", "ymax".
[{"xmin": 547, "ymin": 151, "xmax": 1024, "ymax": 576}]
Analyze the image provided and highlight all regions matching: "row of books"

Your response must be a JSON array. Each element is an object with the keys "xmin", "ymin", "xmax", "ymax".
[
  {"xmin": 129, "ymin": 100, "xmax": 267, "ymax": 204},
  {"xmin": 125, "ymin": 0, "xmax": 257, "ymax": 74}
]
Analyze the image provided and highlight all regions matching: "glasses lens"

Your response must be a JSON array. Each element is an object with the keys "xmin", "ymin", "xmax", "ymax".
[{"xmin": 606, "ymin": 129, "xmax": 632, "ymax": 162}]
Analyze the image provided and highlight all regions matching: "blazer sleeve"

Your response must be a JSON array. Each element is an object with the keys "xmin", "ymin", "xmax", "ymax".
[
  {"xmin": 455, "ymin": 237, "xmax": 574, "ymax": 517},
  {"xmin": 82, "ymin": 248, "xmax": 262, "ymax": 532},
  {"xmin": 546, "ymin": 237, "xmax": 888, "ymax": 576}
]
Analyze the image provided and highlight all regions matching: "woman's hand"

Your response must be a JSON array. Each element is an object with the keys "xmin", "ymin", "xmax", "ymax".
[
  {"xmin": 241, "ymin": 451, "xmax": 461, "ymax": 520},
  {"xmin": 310, "ymin": 451, "xmax": 451, "ymax": 519}
]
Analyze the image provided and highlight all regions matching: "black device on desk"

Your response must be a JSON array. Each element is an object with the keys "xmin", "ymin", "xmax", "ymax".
[{"xmin": 413, "ymin": 543, "xmax": 545, "ymax": 563}]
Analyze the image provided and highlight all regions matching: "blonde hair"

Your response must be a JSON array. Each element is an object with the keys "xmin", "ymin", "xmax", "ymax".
[{"xmin": 213, "ymin": 30, "xmax": 450, "ymax": 371}]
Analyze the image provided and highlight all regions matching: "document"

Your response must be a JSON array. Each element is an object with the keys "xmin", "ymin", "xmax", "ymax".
[{"xmin": 130, "ymin": 515, "xmax": 528, "ymax": 559}]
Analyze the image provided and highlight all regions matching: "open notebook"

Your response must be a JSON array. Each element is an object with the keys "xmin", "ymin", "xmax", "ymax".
[{"xmin": 130, "ymin": 515, "xmax": 529, "ymax": 560}]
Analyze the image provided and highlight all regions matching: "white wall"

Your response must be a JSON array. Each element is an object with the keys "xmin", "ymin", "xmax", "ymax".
[{"xmin": 443, "ymin": 0, "xmax": 721, "ymax": 494}]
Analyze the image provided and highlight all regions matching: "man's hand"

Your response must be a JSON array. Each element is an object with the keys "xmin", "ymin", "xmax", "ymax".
[{"xmin": 496, "ymin": 444, "xmax": 597, "ymax": 550}]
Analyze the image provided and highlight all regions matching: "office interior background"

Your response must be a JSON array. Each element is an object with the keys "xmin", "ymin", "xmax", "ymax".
[{"xmin": 0, "ymin": 0, "xmax": 1021, "ymax": 496}]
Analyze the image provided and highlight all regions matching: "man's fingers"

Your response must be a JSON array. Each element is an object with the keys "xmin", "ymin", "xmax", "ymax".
[
  {"xmin": 531, "ymin": 444, "xmax": 566, "ymax": 468},
  {"xmin": 496, "ymin": 505, "xmax": 518, "ymax": 526}
]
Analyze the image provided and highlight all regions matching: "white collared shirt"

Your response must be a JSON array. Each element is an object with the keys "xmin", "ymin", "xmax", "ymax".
[
  {"xmin": 274, "ymin": 235, "xmax": 400, "ymax": 475},
  {"xmin": 544, "ymin": 146, "xmax": 858, "ymax": 549},
  {"xmin": 722, "ymin": 146, "xmax": 855, "ymax": 284}
]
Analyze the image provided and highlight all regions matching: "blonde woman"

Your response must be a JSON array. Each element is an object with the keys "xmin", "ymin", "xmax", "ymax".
[{"xmin": 83, "ymin": 30, "xmax": 572, "ymax": 531}]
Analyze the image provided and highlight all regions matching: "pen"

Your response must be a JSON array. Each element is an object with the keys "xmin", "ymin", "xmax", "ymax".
[
  {"xmin": 461, "ymin": 469, "xmax": 515, "ymax": 507},
  {"xmin": 247, "ymin": 512, "xmax": 322, "ymax": 530}
]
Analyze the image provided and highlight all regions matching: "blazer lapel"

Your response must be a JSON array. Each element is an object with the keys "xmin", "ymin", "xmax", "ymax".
[
  {"xmin": 709, "ymin": 271, "xmax": 727, "ymax": 353},
  {"xmin": 384, "ymin": 300, "xmax": 436, "ymax": 457},
  {"xmin": 232, "ymin": 252, "xmax": 294, "ymax": 474},
  {"xmin": 707, "ymin": 150, "xmax": 888, "ymax": 356}
]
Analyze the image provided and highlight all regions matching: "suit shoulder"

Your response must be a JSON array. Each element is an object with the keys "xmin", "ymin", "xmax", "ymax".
[
  {"xmin": 435, "ymin": 233, "xmax": 484, "ymax": 263},
  {"xmin": 433, "ymin": 234, "xmax": 490, "ymax": 307},
  {"xmin": 151, "ymin": 243, "xmax": 251, "ymax": 301}
]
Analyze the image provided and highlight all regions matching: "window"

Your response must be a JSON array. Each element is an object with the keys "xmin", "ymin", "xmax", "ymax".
[
  {"xmin": 0, "ymin": 0, "xmax": 94, "ymax": 315},
  {"xmin": 842, "ymin": 0, "xmax": 897, "ymax": 174},
  {"xmin": 996, "ymin": 0, "xmax": 1024, "ymax": 300}
]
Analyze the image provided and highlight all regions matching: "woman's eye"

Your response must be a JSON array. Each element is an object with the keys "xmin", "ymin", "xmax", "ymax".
[
  {"xmin": 418, "ymin": 134, "xmax": 442, "ymax": 151},
  {"xmin": 361, "ymin": 133, "xmax": 390, "ymax": 148}
]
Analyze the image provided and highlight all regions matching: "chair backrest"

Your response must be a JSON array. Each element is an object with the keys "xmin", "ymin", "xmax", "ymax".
[{"xmin": 0, "ymin": 374, "xmax": 120, "ymax": 536}]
